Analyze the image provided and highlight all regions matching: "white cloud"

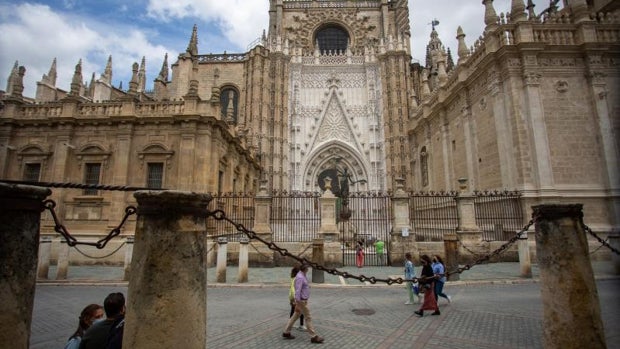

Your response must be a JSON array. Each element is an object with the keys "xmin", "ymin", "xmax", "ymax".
[{"xmin": 0, "ymin": 3, "xmax": 174, "ymax": 98}]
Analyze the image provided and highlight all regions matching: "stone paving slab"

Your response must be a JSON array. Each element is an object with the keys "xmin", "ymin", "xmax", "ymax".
[{"xmin": 30, "ymin": 280, "xmax": 620, "ymax": 349}]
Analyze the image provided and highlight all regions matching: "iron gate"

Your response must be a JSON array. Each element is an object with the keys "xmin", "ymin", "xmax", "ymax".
[{"xmin": 339, "ymin": 192, "xmax": 392, "ymax": 266}]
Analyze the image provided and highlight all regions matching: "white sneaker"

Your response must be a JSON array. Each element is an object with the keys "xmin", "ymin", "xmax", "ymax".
[
  {"xmin": 447, "ymin": 295, "xmax": 452, "ymax": 303},
  {"xmin": 297, "ymin": 325, "xmax": 307, "ymax": 331},
  {"xmin": 405, "ymin": 301, "xmax": 413, "ymax": 305}
]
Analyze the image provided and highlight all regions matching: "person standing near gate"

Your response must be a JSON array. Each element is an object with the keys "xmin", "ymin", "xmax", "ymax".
[
  {"xmin": 282, "ymin": 264, "xmax": 324, "ymax": 344},
  {"xmin": 374, "ymin": 238, "xmax": 385, "ymax": 266},
  {"xmin": 355, "ymin": 241, "xmax": 365, "ymax": 268}
]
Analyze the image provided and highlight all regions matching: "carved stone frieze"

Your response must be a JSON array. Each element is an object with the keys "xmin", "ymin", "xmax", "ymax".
[{"xmin": 523, "ymin": 72, "xmax": 542, "ymax": 86}]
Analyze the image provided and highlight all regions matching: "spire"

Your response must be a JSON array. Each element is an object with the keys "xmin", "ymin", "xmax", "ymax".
[
  {"xmin": 157, "ymin": 53, "xmax": 169, "ymax": 81},
  {"xmin": 101, "ymin": 55, "xmax": 113, "ymax": 84},
  {"xmin": 87, "ymin": 72, "xmax": 95, "ymax": 97},
  {"xmin": 128, "ymin": 62, "xmax": 139, "ymax": 94},
  {"xmin": 526, "ymin": 0, "xmax": 536, "ymax": 20},
  {"xmin": 511, "ymin": 0, "xmax": 527, "ymax": 22},
  {"xmin": 456, "ymin": 26, "xmax": 470, "ymax": 63},
  {"xmin": 446, "ymin": 48, "xmax": 455, "ymax": 72},
  {"xmin": 138, "ymin": 56, "xmax": 146, "ymax": 92},
  {"xmin": 6, "ymin": 60, "xmax": 18, "ymax": 94},
  {"xmin": 483, "ymin": 0, "xmax": 498, "ymax": 31},
  {"xmin": 186, "ymin": 24, "xmax": 198, "ymax": 56},
  {"xmin": 41, "ymin": 58, "xmax": 57, "ymax": 86},
  {"xmin": 70, "ymin": 59, "xmax": 83, "ymax": 96}
]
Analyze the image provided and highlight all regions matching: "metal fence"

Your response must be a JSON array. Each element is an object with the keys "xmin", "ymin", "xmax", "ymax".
[
  {"xmin": 408, "ymin": 191, "xmax": 459, "ymax": 242},
  {"xmin": 207, "ymin": 193, "xmax": 255, "ymax": 242},
  {"xmin": 270, "ymin": 191, "xmax": 321, "ymax": 242},
  {"xmin": 474, "ymin": 190, "xmax": 524, "ymax": 241}
]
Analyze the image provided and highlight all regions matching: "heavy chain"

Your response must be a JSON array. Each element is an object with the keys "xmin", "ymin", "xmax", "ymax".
[
  {"xmin": 43, "ymin": 199, "xmax": 136, "ymax": 249},
  {"xmin": 457, "ymin": 238, "xmax": 486, "ymax": 260},
  {"xmin": 446, "ymin": 218, "xmax": 535, "ymax": 277},
  {"xmin": 582, "ymin": 221, "xmax": 620, "ymax": 255}
]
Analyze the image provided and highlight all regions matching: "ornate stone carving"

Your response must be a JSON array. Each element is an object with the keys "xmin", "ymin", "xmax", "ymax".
[
  {"xmin": 523, "ymin": 72, "xmax": 542, "ymax": 86},
  {"xmin": 555, "ymin": 80, "xmax": 568, "ymax": 93}
]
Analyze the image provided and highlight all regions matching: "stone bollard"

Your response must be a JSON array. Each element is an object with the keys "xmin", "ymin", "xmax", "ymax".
[
  {"xmin": 37, "ymin": 236, "xmax": 52, "ymax": 279},
  {"xmin": 517, "ymin": 231, "xmax": 532, "ymax": 278},
  {"xmin": 123, "ymin": 190, "xmax": 210, "ymax": 349},
  {"xmin": 533, "ymin": 204, "xmax": 606, "ymax": 349},
  {"xmin": 55, "ymin": 240, "xmax": 70, "ymax": 280},
  {"xmin": 312, "ymin": 239, "xmax": 325, "ymax": 283},
  {"xmin": 206, "ymin": 239, "xmax": 216, "ymax": 267},
  {"xmin": 0, "ymin": 183, "xmax": 51, "ymax": 348},
  {"xmin": 610, "ymin": 234, "xmax": 620, "ymax": 275},
  {"xmin": 123, "ymin": 236, "xmax": 134, "ymax": 281},
  {"xmin": 238, "ymin": 237, "xmax": 249, "ymax": 283},
  {"xmin": 443, "ymin": 232, "xmax": 459, "ymax": 281},
  {"xmin": 216, "ymin": 237, "xmax": 228, "ymax": 283}
]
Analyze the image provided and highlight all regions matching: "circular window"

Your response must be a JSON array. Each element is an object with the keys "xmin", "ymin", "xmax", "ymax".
[{"xmin": 316, "ymin": 26, "xmax": 349, "ymax": 53}]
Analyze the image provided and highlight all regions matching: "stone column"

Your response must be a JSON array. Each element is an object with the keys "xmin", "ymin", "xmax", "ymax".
[
  {"xmin": 517, "ymin": 231, "xmax": 532, "ymax": 278},
  {"xmin": 206, "ymin": 239, "xmax": 216, "ymax": 267},
  {"xmin": 123, "ymin": 236, "xmax": 134, "ymax": 281},
  {"xmin": 390, "ymin": 178, "xmax": 414, "ymax": 266},
  {"xmin": 124, "ymin": 190, "xmax": 210, "ymax": 349},
  {"xmin": 317, "ymin": 178, "xmax": 340, "ymax": 267},
  {"xmin": 55, "ymin": 240, "xmax": 70, "ymax": 280},
  {"xmin": 237, "ymin": 237, "xmax": 249, "ymax": 283},
  {"xmin": 443, "ymin": 232, "xmax": 459, "ymax": 281},
  {"xmin": 533, "ymin": 204, "xmax": 606, "ymax": 349},
  {"xmin": 0, "ymin": 183, "xmax": 51, "ymax": 348},
  {"xmin": 37, "ymin": 236, "xmax": 52, "ymax": 279},
  {"xmin": 216, "ymin": 237, "xmax": 228, "ymax": 283},
  {"xmin": 251, "ymin": 180, "xmax": 274, "ymax": 266},
  {"xmin": 455, "ymin": 178, "xmax": 485, "ymax": 263},
  {"xmin": 312, "ymin": 239, "xmax": 324, "ymax": 283}
]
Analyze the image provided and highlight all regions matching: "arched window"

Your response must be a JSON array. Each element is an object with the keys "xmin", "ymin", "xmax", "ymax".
[
  {"xmin": 220, "ymin": 87, "xmax": 238, "ymax": 124},
  {"xmin": 315, "ymin": 25, "xmax": 349, "ymax": 53}
]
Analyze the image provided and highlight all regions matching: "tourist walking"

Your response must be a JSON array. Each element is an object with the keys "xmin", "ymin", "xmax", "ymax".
[
  {"xmin": 355, "ymin": 241, "xmax": 365, "ymax": 268},
  {"xmin": 64, "ymin": 304, "xmax": 104, "ymax": 349},
  {"xmin": 404, "ymin": 253, "xmax": 420, "ymax": 304},
  {"xmin": 288, "ymin": 264, "xmax": 306, "ymax": 330},
  {"xmin": 282, "ymin": 264, "xmax": 324, "ymax": 344},
  {"xmin": 414, "ymin": 255, "xmax": 440, "ymax": 317},
  {"xmin": 79, "ymin": 292, "xmax": 125, "ymax": 349},
  {"xmin": 432, "ymin": 255, "xmax": 452, "ymax": 304}
]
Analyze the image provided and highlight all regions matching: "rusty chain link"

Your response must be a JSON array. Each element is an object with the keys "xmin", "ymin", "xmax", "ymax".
[
  {"xmin": 44, "ymin": 199, "xmax": 136, "ymax": 249},
  {"xmin": 582, "ymin": 221, "xmax": 620, "ymax": 255}
]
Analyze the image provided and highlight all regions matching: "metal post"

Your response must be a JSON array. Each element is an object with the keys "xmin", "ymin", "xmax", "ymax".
[
  {"xmin": 443, "ymin": 232, "xmax": 459, "ymax": 281},
  {"xmin": 533, "ymin": 204, "xmax": 606, "ymax": 349},
  {"xmin": 312, "ymin": 238, "xmax": 325, "ymax": 283},
  {"xmin": 0, "ymin": 183, "xmax": 51, "ymax": 348}
]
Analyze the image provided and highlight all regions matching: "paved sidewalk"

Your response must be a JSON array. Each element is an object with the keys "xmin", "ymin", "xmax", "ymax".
[{"xmin": 32, "ymin": 261, "xmax": 619, "ymax": 348}]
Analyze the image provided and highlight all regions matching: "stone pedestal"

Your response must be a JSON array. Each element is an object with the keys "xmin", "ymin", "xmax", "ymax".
[
  {"xmin": 0, "ymin": 183, "xmax": 51, "ymax": 349},
  {"xmin": 443, "ymin": 232, "xmax": 459, "ymax": 281},
  {"xmin": 37, "ymin": 236, "xmax": 52, "ymax": 279},
  {"xmin": 517, "ymin": 231, "xmax": 532, "ymax": 278},
  {"xmin": 251, "ymin": 180, "xmax": 274, "ymax": 265},
  {"xmin": 124, "ymin": 190, "xmax": 210, "ymax": 349},
  {"xmin": 389, "ymin": 178, "xmax": 413, "ymax": 265},
  {"xmin": 123, "ymin": 236, "xmax": 134, "ymax": 281},
  {"xmin": 533, "ymin": 204, "xmax": 606, "ymax": 349},
  {"xmin": 238, "ymin": 237, "xmax": 249, "ymax": 283},
  {"xmin": 216, "ymin": 237, "xmax": 228, "ymax": 283},
  {"xmin": 55, "ymin": 240, "xmax": 69, "ymax": 280},
  {"xmin": 312, "ymin": 239, "xmax": 325, "ymax": 283}
]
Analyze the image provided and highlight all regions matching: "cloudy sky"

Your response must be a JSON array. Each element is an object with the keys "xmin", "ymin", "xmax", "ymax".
[{"xmin": 0, "ymin": 0, "xmax": 559, "ymax": 98}]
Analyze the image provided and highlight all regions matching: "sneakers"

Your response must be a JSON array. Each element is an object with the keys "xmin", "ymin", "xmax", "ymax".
[
  {"xmin": 311, "ymin": 335, "xmax": 324, "ymax": 344},
  {"xmin": 414, "ymin": 310, "xmax": 423, "ymax": 317},
  {"xmin": 447, "ymin": 295, "xmax": 452, "ymax": 303},
  {"xmin": 431, "ymin": 310, "xmax": 441, "ymax": 315},
  {"xmin": 297, "ymin": 325, "xmax": 307, "ymax": 331},
  {"xmin": 405, "ymin": 301, "xmax": 413, "ymax": 305},
  {"xmin": 282, "ymin": 332, "xmax": 295, "ymax": 340}
]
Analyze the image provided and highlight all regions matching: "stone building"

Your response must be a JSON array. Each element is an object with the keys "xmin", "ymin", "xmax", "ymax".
[{"xmin": 0, "ymin": 0, "xmax": 618, "ymax": 241}]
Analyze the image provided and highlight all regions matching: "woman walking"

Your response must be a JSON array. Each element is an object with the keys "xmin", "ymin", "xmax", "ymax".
[
  {"xmin": 288, "ymin": 264, "xmax": 306, "ymax": 330},
  {"xmin": 432, "ymin": 255, "xmax": 452, "ymax": 304},
  {"xmin": 414, "ymin": 255, "xmax": 440, "ymax": 317}
]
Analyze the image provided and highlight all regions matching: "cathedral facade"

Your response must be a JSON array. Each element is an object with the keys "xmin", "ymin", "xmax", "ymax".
[{"xmin": 1, "ymin": 0, "xmax": 619, "ymax": 237}]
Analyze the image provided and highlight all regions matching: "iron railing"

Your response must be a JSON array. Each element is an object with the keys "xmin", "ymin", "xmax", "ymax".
[
  {"xmin": 474, "ymin": 190, "xmax": 524, "ymax": 241},
  {"xmin": 408, "ymin": 191, "xmax": 459, "ymax": 242},
  {"xmin": 270, "ymin": 191, "xmax": 321, "ymax": 242}
]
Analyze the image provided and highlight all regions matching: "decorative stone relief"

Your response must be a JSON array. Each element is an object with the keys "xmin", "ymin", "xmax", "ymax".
[
  {"xmin": 317, "ymin": 95, "xmax": 353, "ymax": 144},
  {"xmin": 555, "ymin": 80, "xmax": 569, "ymax": 93},
  {"xmin": 523, "ymin": 72, "xmax": 542, "ymax": 86}
]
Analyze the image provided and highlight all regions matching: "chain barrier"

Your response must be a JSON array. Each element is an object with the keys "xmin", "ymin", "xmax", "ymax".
[
  {"xmin": 0, "ymin": 179, "xmax": 163, "ymax": 191},
  {"xmin": 456, "ymin": 238, "xmax": 486, "ymax": 260},
  {"xmin": 208, "ymin": 209, "xmax": 538, "ymax": 285},
  {"xmin": 582, "ymin": 221, "xmax": 620, "ymax": 255},
  {"xmin": 73, "ymin": 242, "xmax": 127, "ymax": 259},
  {"xmin": 43, "ymin": 200, "xmax": 136, "ymax": 249},
  {"xmin": 445, "ymin": 218, "xmax": 535, "ymax": 277}
]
